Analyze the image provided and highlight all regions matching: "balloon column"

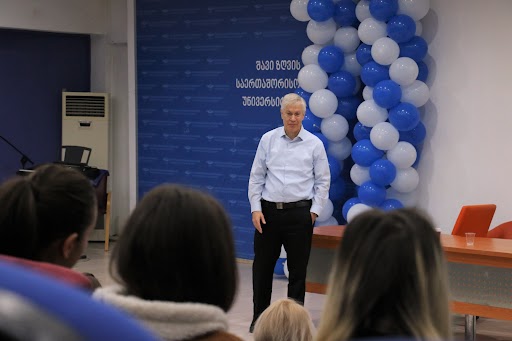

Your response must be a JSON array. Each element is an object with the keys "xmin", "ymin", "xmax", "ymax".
[{"xmin": 290, "ymin": 0, "xmax": 430, "ymax": 226}]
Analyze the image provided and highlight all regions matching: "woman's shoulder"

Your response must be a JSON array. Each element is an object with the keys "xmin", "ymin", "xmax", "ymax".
[{"xmin": 0, "ymin": 254, "xmax": 93, "ymax": 291}]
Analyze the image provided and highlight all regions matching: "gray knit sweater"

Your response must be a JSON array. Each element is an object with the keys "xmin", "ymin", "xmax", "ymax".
[{"xmin": 93, "ymin": 285, "xmax": 233, "ymax": 341}]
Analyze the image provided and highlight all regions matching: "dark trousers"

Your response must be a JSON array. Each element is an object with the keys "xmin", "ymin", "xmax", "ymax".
[{"xmin": 252, "ymin": 203, "xmax": 313, "ymax": 323}]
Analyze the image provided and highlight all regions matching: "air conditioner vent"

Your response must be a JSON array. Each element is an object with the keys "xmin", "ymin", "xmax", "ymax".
[{"xmin": 63, "ymin": 92, "xmax": 109, "ymax": 118}]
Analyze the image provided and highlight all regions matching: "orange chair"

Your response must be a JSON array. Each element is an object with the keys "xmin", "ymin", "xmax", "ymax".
[
  {"xmin": 487, "ymin": 221, "xmax": 512, "ymax": 239},
  {"xmin": 451, "ymin": 204, "xmax": 496, "ymax": 237}
]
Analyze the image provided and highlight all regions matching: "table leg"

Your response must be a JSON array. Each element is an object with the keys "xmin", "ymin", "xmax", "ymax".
[{"xmin": 465, "ymin": 314, "xmax": 476, "ymax": 340}]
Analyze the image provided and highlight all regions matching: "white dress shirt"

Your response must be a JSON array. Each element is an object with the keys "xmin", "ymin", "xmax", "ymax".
[{"xmin": 248, "ymin": 126, "xmax": 330, "ymax": 216}]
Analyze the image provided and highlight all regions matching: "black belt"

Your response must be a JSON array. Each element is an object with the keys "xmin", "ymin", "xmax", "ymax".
[{"xmin": 261, "ymin": 199, "xmax": 312, "ymax": 210}]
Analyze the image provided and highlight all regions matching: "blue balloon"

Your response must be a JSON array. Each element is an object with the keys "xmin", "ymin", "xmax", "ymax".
[
  {"xmin": 328, "ymin": 155, "xmax": 342, "ymax": 179},
  {"xmin": 314, "ymin": 132, "xmax": 329, "ymax": 150},
  {"xmin": 369, "ymin": 0, "xmax": 398, "ymax": 22},
  {"xmin": 387, "ymin": 15, "xmax": 416, "ymax": 43},
  {"xmin": 329, "ymin": 176, "xmax": 346, "ymax": 201},
  {"xmin": 318, "ymin": 45, "xmax": 345, "ymax": 73},
  {"xmin": 328, "ymin": 71, "xmax": 356, "ymax": 97},
  {"xmin": 370, "ymin": 159, "xmax": 397, "ymax": 186},
  {"xmin": 351, "ymin": 139, "xmax": 384, "ymax": 167},
  {"xmin": 389, "ymin": 102, "xmax": 420, "ymax": 131},
  {"xmin": 380, "ymin": 198, "xmax": 404, "ymax": 211},
  {"xmin": 274, "ymin": 257, "xmax": 286, "ymax": 276},
  {"xmin": 356, "ymin": 44, "xmax": 373, "ymax": 66},
  {"xmin": 399, "ymin": 36, "xmax": 428, "ymax": 62},
  {"xmin": 353, "ymin": 122, "xmax": 372, "ymax": 141},
  {"xmin": 361, "ymin": 61, "xmax": 390, "ymax": 87},
  {"xmin": 333, "ymin": 0, "xmax": 357, "ymax": 26},
  {"xmin": 373, "ymin": 80, "xmax": 402, "ymax": 109},
  {"xmin": 295, "ymin": 87, "xmax": 312, "ymax": 105},
  {"xmin": 337, "ymin": 96, "xmax": 361, "ymax": 121},
  {"xmin": 358, "ymin": 181, "xmax": 386, "ymax": 206},
  {"xmin": 303, "ymin": 108, "xmax": 322, "ymax": 133},
  {"xmin": 342, "ymin": 197, "xmax": 361, "ymax": 221},
  {"xmin": 307, "ymin": 0, "xmax": 335, "ymax": 22},
  {"xmin": 416, "ymin": 61, "xmax": 429, "ymax": 82},
  {"xmin": 399, "ymin": 120, "xmax": 426, "ymax": 145}
]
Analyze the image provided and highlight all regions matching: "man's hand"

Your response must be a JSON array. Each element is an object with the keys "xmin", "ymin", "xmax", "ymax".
[
  {"xmin": 252, "ymin": 211, "xmax": 266, "ymax": 234},
  {"xmin": 311, "ymin": 212, "xmax": 318, "ymax": 226}
]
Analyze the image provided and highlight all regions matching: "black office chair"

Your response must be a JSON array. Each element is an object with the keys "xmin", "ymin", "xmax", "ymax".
[{"xmin": 61, "ymin": 145, "xmax": 92, "ymax": 165}]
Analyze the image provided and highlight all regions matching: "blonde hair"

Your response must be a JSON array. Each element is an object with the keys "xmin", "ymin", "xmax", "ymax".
[
  {"xmin": 254, "ymin": 298, "xmax": 315, "ymax": 341},
  {"xmin": 316, "ymin": 208, "xmax": 451, "ymax": 341}
]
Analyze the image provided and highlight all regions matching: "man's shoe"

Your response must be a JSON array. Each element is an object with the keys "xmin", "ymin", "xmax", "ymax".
[{"xmin": 249, "ymin": 321, "xmax": 255, "ymax": 333}]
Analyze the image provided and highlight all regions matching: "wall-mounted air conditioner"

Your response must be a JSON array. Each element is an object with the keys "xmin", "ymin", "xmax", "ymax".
[{"xmin": 62, "ymin": 91, "xmax": 110, "ymax": 170}]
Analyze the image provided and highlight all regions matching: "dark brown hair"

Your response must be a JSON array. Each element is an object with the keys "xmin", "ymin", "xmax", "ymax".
[
  {"xmin": 110, "ymin": 184, "xmax": 238, "ymax": 312},
  {"xmin": 0, "ymin": 163, "xmax": 97, "ymax": 260}
]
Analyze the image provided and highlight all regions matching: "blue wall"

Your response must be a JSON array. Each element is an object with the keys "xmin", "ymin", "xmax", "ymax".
[
  {"xmin": 0, "ymin": 29, "xmax": 90, "ymax": 182},
  {"xmin": 136, "ymin": 0, "xmax": 312, "ymax": 259}
]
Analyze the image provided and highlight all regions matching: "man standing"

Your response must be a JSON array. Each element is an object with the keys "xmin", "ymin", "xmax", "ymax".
[{"xmin": 248, "ymin": 93, "xmax": 330, "ymax": 332}]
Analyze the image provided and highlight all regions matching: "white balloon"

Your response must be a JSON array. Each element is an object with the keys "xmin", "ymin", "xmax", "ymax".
[
  {"xmin": 358, "ymin": 17, "xmax": 387, "ymax": 45},
  {"xmin": 315, "ymin": 216, "xmax": 339, "ymax": 227},
  {"xmin": 307, "ymin": 19, "xmax": 337, "ymax": 45},
  {"xmin": 297, "ymin": 64, "xmax": 329, "ymax": 93},
  {"xmin": 390, "ymin": 167, "xmax": 419, "ymax": 193},
  {"xmin": 415, "ymin": 21, "xmax": 423, "ymax": 36},
  {"xmin": 362, "ymin": 86, "xmax": 373, "ymax": 100},
  {"xmin": 341, "ymin": 52, "xmax": 361, "ymax": 76},
  {"xmin": 302, "ymin": 44, "xmax": 323, "ymax": 66},
  {"xmin": 356, "ymin": 100, "xmax": 388, "ymax": 127},
  {"xmin": 355, "ymin": 0, "xmax": 371, "ymax": 22},
  {"xmin": 350, "ymin": 164, "xmax": 370, "ymax": 186},
  {"xmin": 334, "ymin": 27, "xmax": 360, "ymax": 53},
  {"xmin": 280, "ymin": 245, "xmax": 287, "ymax": 258},
  {"xmin": 347, "ymin": 203, "xmax": 372, "ymax": 223},
  {"xmin": 387, "ymin": 141, "xmax": 417, "ymax": 169},
  {"xmin": 321, "ymin": 114, "xmax": 349, "ymax": 142},
  {"xmin": 389, "ymin": 57, "xmax": 419, "ymax": 86},
  {"xmin": 317, "ymin": 199, "xmax": 334, "ymax": 222},
  {"xmin": 371, "ymin": 37, "xmax": 400, "ymax": 66},
  {"xmin": 370, "ymin": 122, "xmax": 399, "ymax": 151},
  {"xmin": 401, "ymin": 80, "xmax": 430, "ymax": 107},
  {"xmin": 328, "ymin": 137, "xmax": 352, "ymax": 161},
  {"xmin": 387, "ymin": 187, "xmax": 418, "ymax": 207},
  {"xmin": 398, "ymin": 0, "xmax": 430, "ymax": 21},
  {"xmin": 290, "ymin": 0, "xmax": 311, "ymax": 22},
  {"xmin": 309, "ymin": 89, "xmax": 338, "ymax": 118}
]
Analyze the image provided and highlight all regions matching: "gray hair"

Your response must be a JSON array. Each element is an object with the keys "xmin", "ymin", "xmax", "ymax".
[{"xmin": 280, "ymin": 93, "xmax": 306, "ymax": 113}]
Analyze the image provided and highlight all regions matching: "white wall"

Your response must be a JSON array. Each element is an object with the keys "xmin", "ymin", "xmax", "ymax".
[
  {"xmin": 0, "ymin": 0, "xmax": 107, "ymax": 34},
  {"xmin": 419, "ymin": 0, "xmax": 512, "ymax": 231}
]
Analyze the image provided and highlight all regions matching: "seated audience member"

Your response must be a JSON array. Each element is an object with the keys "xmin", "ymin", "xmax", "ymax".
[
  {"xmin": 0, "ymin": 163, "xmax": 101, "ymax": 291},
  {"xmin": 253, "ymin": 298, "xmax": 315, "ymax": 341},
  {"xmin": 0, "ymin": 259, "xmax": 160, "ymax": 341},
  {"xmin": 316, "ymin": 208, "xmax": 451, "ymax": 341},
  {"xmin": 93, "ymin": 184, "xmax": 241, "ymax": 341}
]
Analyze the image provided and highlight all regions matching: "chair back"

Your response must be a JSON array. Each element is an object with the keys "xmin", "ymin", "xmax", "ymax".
[
  {"xmin": 0, "ymin": 260, "xmax": 161, "ymax": 341},
  {"xmin": 488, "ymin": 221, "xmax": 512, "ymax": 239},
  {"xmin": 451, "ymin": 204, "xmax": 496, "ymax": 237},
  {"xmin": 61, "ymin": 145, "xmax": 92, "ymax": 165}
]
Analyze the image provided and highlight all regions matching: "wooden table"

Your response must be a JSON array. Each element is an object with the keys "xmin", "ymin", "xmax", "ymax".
[{"xmin": 306, "ymin": 225, "xmax": 512, "ymax": 340}]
